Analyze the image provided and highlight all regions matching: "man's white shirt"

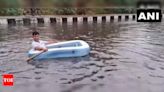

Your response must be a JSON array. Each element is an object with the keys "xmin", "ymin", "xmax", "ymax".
[{"xmin": 32, "ymin": 40, "xmax": 48, "ymax": 51}]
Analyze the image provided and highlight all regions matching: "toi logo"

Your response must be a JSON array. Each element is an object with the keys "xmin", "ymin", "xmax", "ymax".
[
  {"xmin": 137, "ymin": 9, "xmax": 162, "ymax": 22},
  {"xmin": 2, "ymin": 74, "xmax": 14, "ymax": 86}
]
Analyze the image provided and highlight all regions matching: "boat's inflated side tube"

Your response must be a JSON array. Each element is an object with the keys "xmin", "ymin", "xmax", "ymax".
[{"xmin": 28, "ymin": 40, "xmax": 90, "ymax": 59}]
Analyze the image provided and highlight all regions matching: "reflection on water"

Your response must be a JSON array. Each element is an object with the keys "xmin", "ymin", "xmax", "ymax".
[{"xmin": 1, "ymin": 21, "xmax": 164, "ymax": 92}]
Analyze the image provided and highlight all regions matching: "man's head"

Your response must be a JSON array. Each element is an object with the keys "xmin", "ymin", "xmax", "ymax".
[{"xmin": 32, "ymin": 31, "xmax": 40, "ymax": 42}]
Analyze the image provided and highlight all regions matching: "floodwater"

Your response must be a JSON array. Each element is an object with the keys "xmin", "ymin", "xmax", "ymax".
[{"xmin": 1, "ymin": 21, "xmax": 164, "ymax": 92}]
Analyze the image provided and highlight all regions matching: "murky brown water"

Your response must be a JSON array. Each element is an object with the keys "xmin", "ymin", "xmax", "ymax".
[{"xmin": 1, "ymin": 21, "xmax": 164, "ymax": 92}]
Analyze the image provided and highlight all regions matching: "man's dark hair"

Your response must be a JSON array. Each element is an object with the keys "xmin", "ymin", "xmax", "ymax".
[{"xmin": 32, "ymin": 31, "xmax": 39, "ymax": 36}]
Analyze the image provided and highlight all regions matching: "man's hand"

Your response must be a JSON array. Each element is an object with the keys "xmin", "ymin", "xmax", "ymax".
[
  {"xmin": 35, "ymin": 47, "xmax": 48, "ymax": 52},
  {"xmin": 43, "ymin": 48, "xmax": 48, "ymax": 52}
]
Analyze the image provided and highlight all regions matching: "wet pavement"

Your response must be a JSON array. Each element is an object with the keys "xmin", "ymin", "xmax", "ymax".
[{"xmin": 1, "ymin": 21, "xmax": 164, "ymax": 92}]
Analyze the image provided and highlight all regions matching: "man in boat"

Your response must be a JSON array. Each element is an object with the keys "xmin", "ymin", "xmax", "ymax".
[{"xmin": 32, "ymin": 31, "xmax": 56, "ymax": 52}]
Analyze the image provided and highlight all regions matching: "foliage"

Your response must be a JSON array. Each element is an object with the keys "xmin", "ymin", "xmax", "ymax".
[{"xmin": 0, "ymin": 0, "xmax": 139, "ymax": 15}]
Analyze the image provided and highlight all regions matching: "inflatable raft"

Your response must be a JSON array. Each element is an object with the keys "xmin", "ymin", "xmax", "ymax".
[{"xmin": 28, "ymin": 40, "xmax": 90, "ymax": 60}]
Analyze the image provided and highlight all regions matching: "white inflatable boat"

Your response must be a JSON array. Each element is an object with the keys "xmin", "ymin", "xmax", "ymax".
[{"xmin": 28, "ymin": 40, "xmax": 90, "ymax": 60}]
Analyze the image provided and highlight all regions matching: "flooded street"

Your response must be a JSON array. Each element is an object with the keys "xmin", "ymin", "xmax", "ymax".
[{"xmin": 1, "ymin": 21, "xmax": 164, "ymax": 92}]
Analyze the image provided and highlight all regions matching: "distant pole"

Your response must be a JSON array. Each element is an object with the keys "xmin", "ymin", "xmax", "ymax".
[
  {"xmin": 29, "ymin": 0, "xmax": 36, "ymax": 16},
  {"xmin": 29, "ymin": 0, "xmax": 37, "ymax": 31}
]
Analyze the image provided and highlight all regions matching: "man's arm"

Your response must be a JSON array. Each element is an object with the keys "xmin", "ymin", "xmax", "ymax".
[{"xmin": 34, "ymin": 47, "xmax": 48, "ymax": 52}]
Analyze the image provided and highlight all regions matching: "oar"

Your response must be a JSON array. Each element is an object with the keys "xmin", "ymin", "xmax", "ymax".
[{"xmin": 26, "ymin": 51, "xmax": 45, "ymax": 62}]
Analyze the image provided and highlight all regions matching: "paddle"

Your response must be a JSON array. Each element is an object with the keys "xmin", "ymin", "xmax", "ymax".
[{"xmin": 26, "ymin": 51, "xmax": 45, "ymax": 62}]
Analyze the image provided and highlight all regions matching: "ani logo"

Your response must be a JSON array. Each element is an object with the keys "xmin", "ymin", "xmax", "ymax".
[
  {"xmin": 137, "ymin": 9, "xmax": 161, "ymax": 22},
  {"xmin": 137, "ymin": 1, "xmax": 162, "ymax": 22}
]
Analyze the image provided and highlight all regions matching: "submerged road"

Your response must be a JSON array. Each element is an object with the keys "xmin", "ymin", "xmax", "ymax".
[{"xmin": 0, "ymin": 21, "xmax": 164, "ymax": 92}]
